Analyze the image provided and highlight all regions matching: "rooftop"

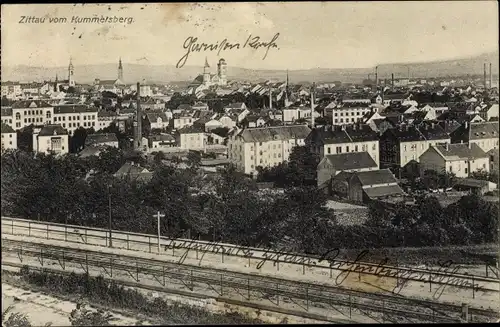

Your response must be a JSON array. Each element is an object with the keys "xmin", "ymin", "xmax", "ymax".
[
  {"xmin": 237, "ymin": 125, "xmax": 311, "ymax": 143},
  {"xmin": 322, "ymin": 152, "xmax": 377, "ymax": 171},
  {"xmin": 433, "ymin": 143, "xmax": 488, "ymax": 160}
]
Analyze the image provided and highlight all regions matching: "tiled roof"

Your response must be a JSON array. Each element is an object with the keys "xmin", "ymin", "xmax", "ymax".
[
  {"xmin": 354, "ymin": 168, "xmax": 398, "ymax": 186},
  {"xmin": 114, "ymin": 162, "xmax": 150, "ymax": 177},
  {"xmin": 224, "ymin": 102, "xmax": 245, "ymax": 109},
  {"xmin": 323, "ymin": 152, "xmax": 377, "ymax": 171},
  {"xmin": 177, "ymin": 104, "xmax": 193, "ymax": 110},
  {"xmin": 433, "ymin": 143, "xmax": 488, "ymax": 160},
  {"xmin": 145, "ymin": 112, "xmax": 169, "ymax": 122},
  {"xmin": 38, "ymin": 124, "xmax": 68, "ymax": 136},
  {"xmin": 238, "ymin": 125, "xmax": 311, "ymax": 143},
  {"xmin": 54, "ymin": 105, "xmax": 98, "ymax": 114},
  {"xmin": 85, "ymin": 133, "xmax": 118, "ymax": 146},
  {"xmin": 386, "ymin": 123, "xmax": 450, "ymax": 142},
  {"xmin": 12, "ymin": 100, "xmax": 52, "ymax": 109},
  {"xmin": 1, "ymin": 122, "xmax": 15, "ymax": 133},
  {"xmin": 451, "ymin": 121, "xmax": 499, "ymax": 141},
  {"xmin": 415, "ymin": 122, "xmax": 450, "ymax": 140},
  {"xmin": 308, "ymin": 124, "xmax": 378, "ymax": 145}
]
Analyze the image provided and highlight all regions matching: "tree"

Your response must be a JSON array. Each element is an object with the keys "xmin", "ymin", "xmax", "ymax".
[
  {"xmin": 421, "ymin": 169, "xmax": 439, "ymax": 190},
  {"xmin": 69, "ymin": 304, "xmax": 116, "ymax": 326},
  {"xmin": 70, "ymin": 127, "xmax": 89, "ymax": 153},
  {"xmin": 469, "ymin": 169, "xmax": 489, "ymax": 181}
]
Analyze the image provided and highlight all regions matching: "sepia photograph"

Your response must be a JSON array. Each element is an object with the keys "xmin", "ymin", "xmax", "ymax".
[{"xmin": 1, "ymin": 1, "xmax": 499, "ymax": 325}]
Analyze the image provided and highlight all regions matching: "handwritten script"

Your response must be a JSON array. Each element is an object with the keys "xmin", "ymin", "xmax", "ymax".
[
  {"xmin": 176, "ymin": 33, "xmax": 280, "ymax": 68},
  {"xmin": 164, "ymin": 240, "xmax": 478, "ymax": 300}
]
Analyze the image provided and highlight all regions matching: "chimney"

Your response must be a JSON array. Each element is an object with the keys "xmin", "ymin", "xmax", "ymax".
[
  {"xmin": 468, "ymin": 142, "xmax": 471, "ymax": 149},
  {"xmin": 392, "ymin": 73, "xmax": 395, "ymax": 91},
  {"xmin": 375, "ymin": 66, "xmax": 378, "ymax": 90},
  {"xmin": 484, "ymin": 63, "xmax": 487, "ymax": 89},
  {"xmin": 489, "ymin": 62, "xmax": 492, "ymax": 90},
  {"xmin": 134, "ymin": 82, "xmax": 142, "ymax": 151},
  {"xmin": 311, "ymin": 83, "xmax": 315, "ymax": 127},
  {"xmin": 445, "ymin": 143, "xmax": 449, "ymax": 151},
  {"xmin": 464, "ymin": 121, "xmax": 468, "ymax": 129}
]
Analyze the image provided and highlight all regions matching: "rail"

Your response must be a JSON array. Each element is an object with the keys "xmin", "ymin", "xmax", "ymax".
[
  {"xmin": 2, "ymin": 216, "xmax": 499, "ymax": 294},
  {"xmin": 3, "ymin": 238, "xmax": 499, "ymax": 323}
]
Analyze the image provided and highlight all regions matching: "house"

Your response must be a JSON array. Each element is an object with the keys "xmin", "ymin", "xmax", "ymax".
[
  {"xmin": 207, "ymin": 131, "xmax": 227, "ymax": 146},
  {"xmin": 419, "ymin": 143, "xmax": 489, "ymax": 178},
  {"xmin": 148, "ymin": 133, "xmax": 176, "ymax": 150},
  {"xmin": 175, "ymin": 125, "xmax": 205, "ymax": 150},
  {"xmin": 316, "ymin": 152, "xmax": 378, "ymax": 188},
  {"xmin": 192, "ymin": 101, "xmax": 209, "ymax": 111},
  {"xmin": 450, "ymin": 121, "xmax": 499, "ymax": 153},
  {"xmin": 228, "ymin": 125, "xmax": 311, "ymax": 175},
  {"xmin": 114, "ymin": 162, "xmax": 153, "ymax": 183},
  {"xmin": 1, "ymin": 122, "xmax": 17, "ymax": 151},
  {"xmin": 487, "ymin": 148, "xmax": 499, "ymax": 175},
  {"xmin": 84, "ymin": 133, "xmax": 119, "ymax": 148},
  {"xmin": 382, "ymin": 93, "xmax": 408, "ymax": 106},
  {"xmin": 243, "ymin": 115, "xmax": 269, "ymax": 128},
  {"xmin": 79, "ymin": 145, "xmax": 106, "ymax": 158},
  {"xmin": 331, "ymin": 103, "xmax": 373, "ymax": 125},
  {"xmin": 348, "ymin": 169, "xmax": 405, "ymax": 203},
  {"xmin": 224, "ymin": 102, "xmax": 247, "ymax": 112},
  {"xmin": 379, "ymin": 123, "xmax": 450, "ymax": 169},
  {"xmin": 478, "ymin": 104, "xmax": 499, "ymax": 121},
  {"xmin": 143, "ymin": 112, "xmax": 170, "ymax": 134},
  {"xmin": 218, "ymin": 114, "xmax": 237, "ymax": 129},
  {"xmin": 453, "ymin": 178, "xmax": 497, "ymax": 196},
  {"xmin": 32, "ymin": 124, "xmax": 69, "ymax": 155},
  {"xmin": 306, "ymin": 124, "xmax": 379, "ymax": 166},
  {"xmin": 1, "ymin": 107, "xmax": 13, "ymax": 127},
  {"xmin": 172, "ymin": 111, "xmax": 195, "ymax": 130}
]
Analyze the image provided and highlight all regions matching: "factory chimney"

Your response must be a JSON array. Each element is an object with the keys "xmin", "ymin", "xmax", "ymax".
[
  {"xmin": 391, "ymin": 73, "xmax": 395, "ymax": 91},
  {"xmin": 489, "ymin": 63, "xmax": 492, "ymax": 90},
  {"xmin": 311, "ymin": 82, "xmax": 315, "ymax": 127},
  {"xmin": 484, "ymin": 63, "xmax": 487, "ymax": 89},
  {"xmin": 375, "ymin": 66, "xmax": 378, "ymax": 90},
  {"xmin": 134, "ymin": 82, "xmax": 142, "ymax": 151}
]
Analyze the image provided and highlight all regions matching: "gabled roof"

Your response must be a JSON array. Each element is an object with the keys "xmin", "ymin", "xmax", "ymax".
[
  {"xmin": 432, "ymin": 143, "xmax": 488, "ymax": 160},
  {"xmin": 114, "ymin": 162, "xmax": 150, "ymax": 177},
  {"xmin": 12, "ymin": 100, "xmax": 52, "ymax": 109},
  {"xmin": 0, "ymin": 122, "xmax": 15, "ymax": 133},
  {"xmin": 85, "ymin": 133, "xmax": 118, "ymax": 146},
  {"xmin": 177, "ymin": 125, "xmax": 205, "ymax": 134},
  {"xmin": 353, "ymin": 168, "xmax": 399, "ymax": 186},
  {"xmin": 307, "ymin": 124, "xmax": 378, "ymax": 145},
  {"xmin": 450, "ymin": 121, "xmax": 499, "ymax": 141},
  {"xmin": 322, "ymin": 152, "xmax": 377, "ymax": 171},
  {"xmin": 38, "ymin": 124, "xmax": 68, "ymax": 136},
  {"xmin": 145, "ymin": 112, "xmax": 169, "ymax": 122},
  {"xmin": 149, "ymin": 134, "xmax": 175, "ymax": 142}
]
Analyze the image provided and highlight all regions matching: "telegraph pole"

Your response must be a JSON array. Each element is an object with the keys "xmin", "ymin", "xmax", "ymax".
[
  {"xmin": 154, "ymin": 211, "xmax": 165, "ymax": 253},
  {"xmin": 108, "ymin": 184, "xmax": 113, "ymax": 248}
]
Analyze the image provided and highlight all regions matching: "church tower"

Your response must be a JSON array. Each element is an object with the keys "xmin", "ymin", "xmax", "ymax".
[
  {"xmin": 118, "ymin": 57, "xmax": 124, "ymax": 81},
  {"xmin": 217, "ymin": 58, "xmax": 227, "ymax": 86},
  {"xmin": 68, "ymin": 57, "xmax": 75, "ymax": 87},
  {"xmin": 203, "ymin": 57, "xmax": 211, "ymax": 85}
]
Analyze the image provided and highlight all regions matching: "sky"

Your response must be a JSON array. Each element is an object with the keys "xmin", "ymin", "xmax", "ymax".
[{"xmin": 1, "ymin": 2, "xmax": 498, "ymax": 70}]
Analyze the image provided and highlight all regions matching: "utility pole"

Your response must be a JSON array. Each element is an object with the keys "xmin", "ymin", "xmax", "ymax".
[
  {"xmin": 108, "ymin": 184, "xmax": 113, "ymax": 248},
  {"xmin": 154, "ymin": 211, "xmax": 165, "ymax": 253}
]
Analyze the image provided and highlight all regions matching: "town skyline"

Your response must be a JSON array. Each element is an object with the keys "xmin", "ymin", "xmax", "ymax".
[{"xmin": 2, "ymin": 2, "xmax": 498, "ymax": 70}]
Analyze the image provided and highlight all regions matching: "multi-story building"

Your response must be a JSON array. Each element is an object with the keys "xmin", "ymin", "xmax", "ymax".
[
  {"xmin": 1, "ymin": 82, "xmax": 22, "ymax": 100},
  {"xmin": 419, "ymin": 143, "xmax": 489, "ymax": 178},
  {"xmin": 228, "ymin": 125, "xmax": 311, "ymax": 175},
  {"xmin": 10, "ymin": 100, "xmax": 54, "ymax": 130},
  {"xmin": 175, "ymin": 125, "xmax": 205, "ymax": 150},
  {"xmin": 172, "ymin": 111, "xmax": 195, "ymax": 130},
  {"xmin": 450, "ymin": 121, "xmax": 499, "ymax": 153},
  {"xmin": 33, "ymin": 124, "xmax": 69, "ymax": 155},
  {"xmin": 379, "ymin": 122, "xmax": 450, "ymax": 169},
  {"xmin": 331, "ymin": 103, "xmax": 373, "ymax": 125},
  {"xmin": 1, "ymin": 122, "xmax": 17, "ymax": 151},
  {"xmin": 306, "ymin": 124, "xmax": 380, "ymax": 166},
  {"xmin": 1, "ymin": 107, "xmax": 13, "ymax": 127},
  {"xmin": 96, "ymin": 111, "xmax": 118, "ymax": 131},
  {"xmin": 53, "ymin": 104, "xmax": 99, "ymax": 135}
]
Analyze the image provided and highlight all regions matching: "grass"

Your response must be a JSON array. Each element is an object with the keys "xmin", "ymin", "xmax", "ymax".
[{"xmin": 2, "ymin": 268, "xmax": 265, "ymax": 325}]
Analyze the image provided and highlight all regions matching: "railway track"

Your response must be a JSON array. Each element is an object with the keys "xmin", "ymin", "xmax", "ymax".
[
  {"xmin": 2, "ymin": 217, "xmax": 498, "ymax": 295},
  {"xmin": 2, "ymin": 238, "xmax": 499, "ymax": 323}
]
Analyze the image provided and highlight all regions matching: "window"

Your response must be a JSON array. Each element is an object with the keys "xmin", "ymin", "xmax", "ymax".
[
  {"xmin": 404, "ymin": 145, "xmax": 407, "ymax": 151},
  {"xmin": 355, "ymin": 145, "xmax": 358, "ymax": 152},
  {"xmin": 69, "ymin": 116, "xmax": 72, "ymax": 121},
  {"xmin": 340, "ymin": 119, "xmax": 344, "ymax": 123},
  {"xmin": 16, "ymin": 113, "xmax": 21, "ymax": 120},
  {"xmin": 351, "ymin": 118, "xmax": 355, "ymax": 122},
  {"xmin": 83, "ymin": 116, "xmax": 86, "ymax": 121},
  {"xmin": 16, "ymin": 123, "xmax": 20, "ymax": 128},
  {"xmin": 334, "ymin": 113, "xmax": 338, "ymax": 117},
  {"xmin": 465, "ymin": 167, "xmax": 468, "ymax": 174},
  {"xmin": 278, "ymin": 153, "xmax": 281, "ymax": 158},
  {"xmin": 346, "ymin": 146, "xmax": 350, "ymax": 152},
  {"xmin": 334, "ymin": 119, "xmax": 338, "ymax": 123},
  {"xmin": 273, "ymin": 153, "xmax": 276, "ymax": 158},
  {"xmin": 24, "ymin": 118, "xmax": 27, "ymax": 123},
  {"xmin": 46, "ymin": 111, "xmax": 51, "ymax": 119},
  {"xmin": 449, "ymin": 166, "xmax": 452, "ymax": 172},
  {"xmin": 372, "ymin": 144, "xmax": 376, "ymax": 150},
  {"xmin": 336, "ymin": 146, "xmax": 342, "ymax": 154},
  {"xmin": 483, "ymin": 163, "xmax": 486, "ymax": 169},
  {"xmin": 340, "ymin": 112, "xmax": 344, "ymax": 116},
  {"xmin": 328, "ymin": 147, "xmax": 331, "ymax": 154}
]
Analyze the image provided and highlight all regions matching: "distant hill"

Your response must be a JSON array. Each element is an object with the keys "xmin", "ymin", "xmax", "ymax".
[{"xmin": 2, "ymin": 51, "xmax": 498, "ymax": 84}]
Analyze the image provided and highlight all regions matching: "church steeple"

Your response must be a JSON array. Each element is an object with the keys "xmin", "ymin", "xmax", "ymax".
[
  {"xmin": 118, "ymin": 57, "xmax": 124, "ymax": 81},
  {"xmin": 68, "ymin": 57, "xmax": 75, "ymax": 87}
]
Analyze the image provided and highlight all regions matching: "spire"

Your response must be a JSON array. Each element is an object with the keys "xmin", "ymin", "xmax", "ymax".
[
  {"xmin": 118, "ymin": 57, "xmax": 123, "ymax": 69},
  {"xmin": 204, "ymin": 56, "xmax": 210, "ymax": 68}
]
